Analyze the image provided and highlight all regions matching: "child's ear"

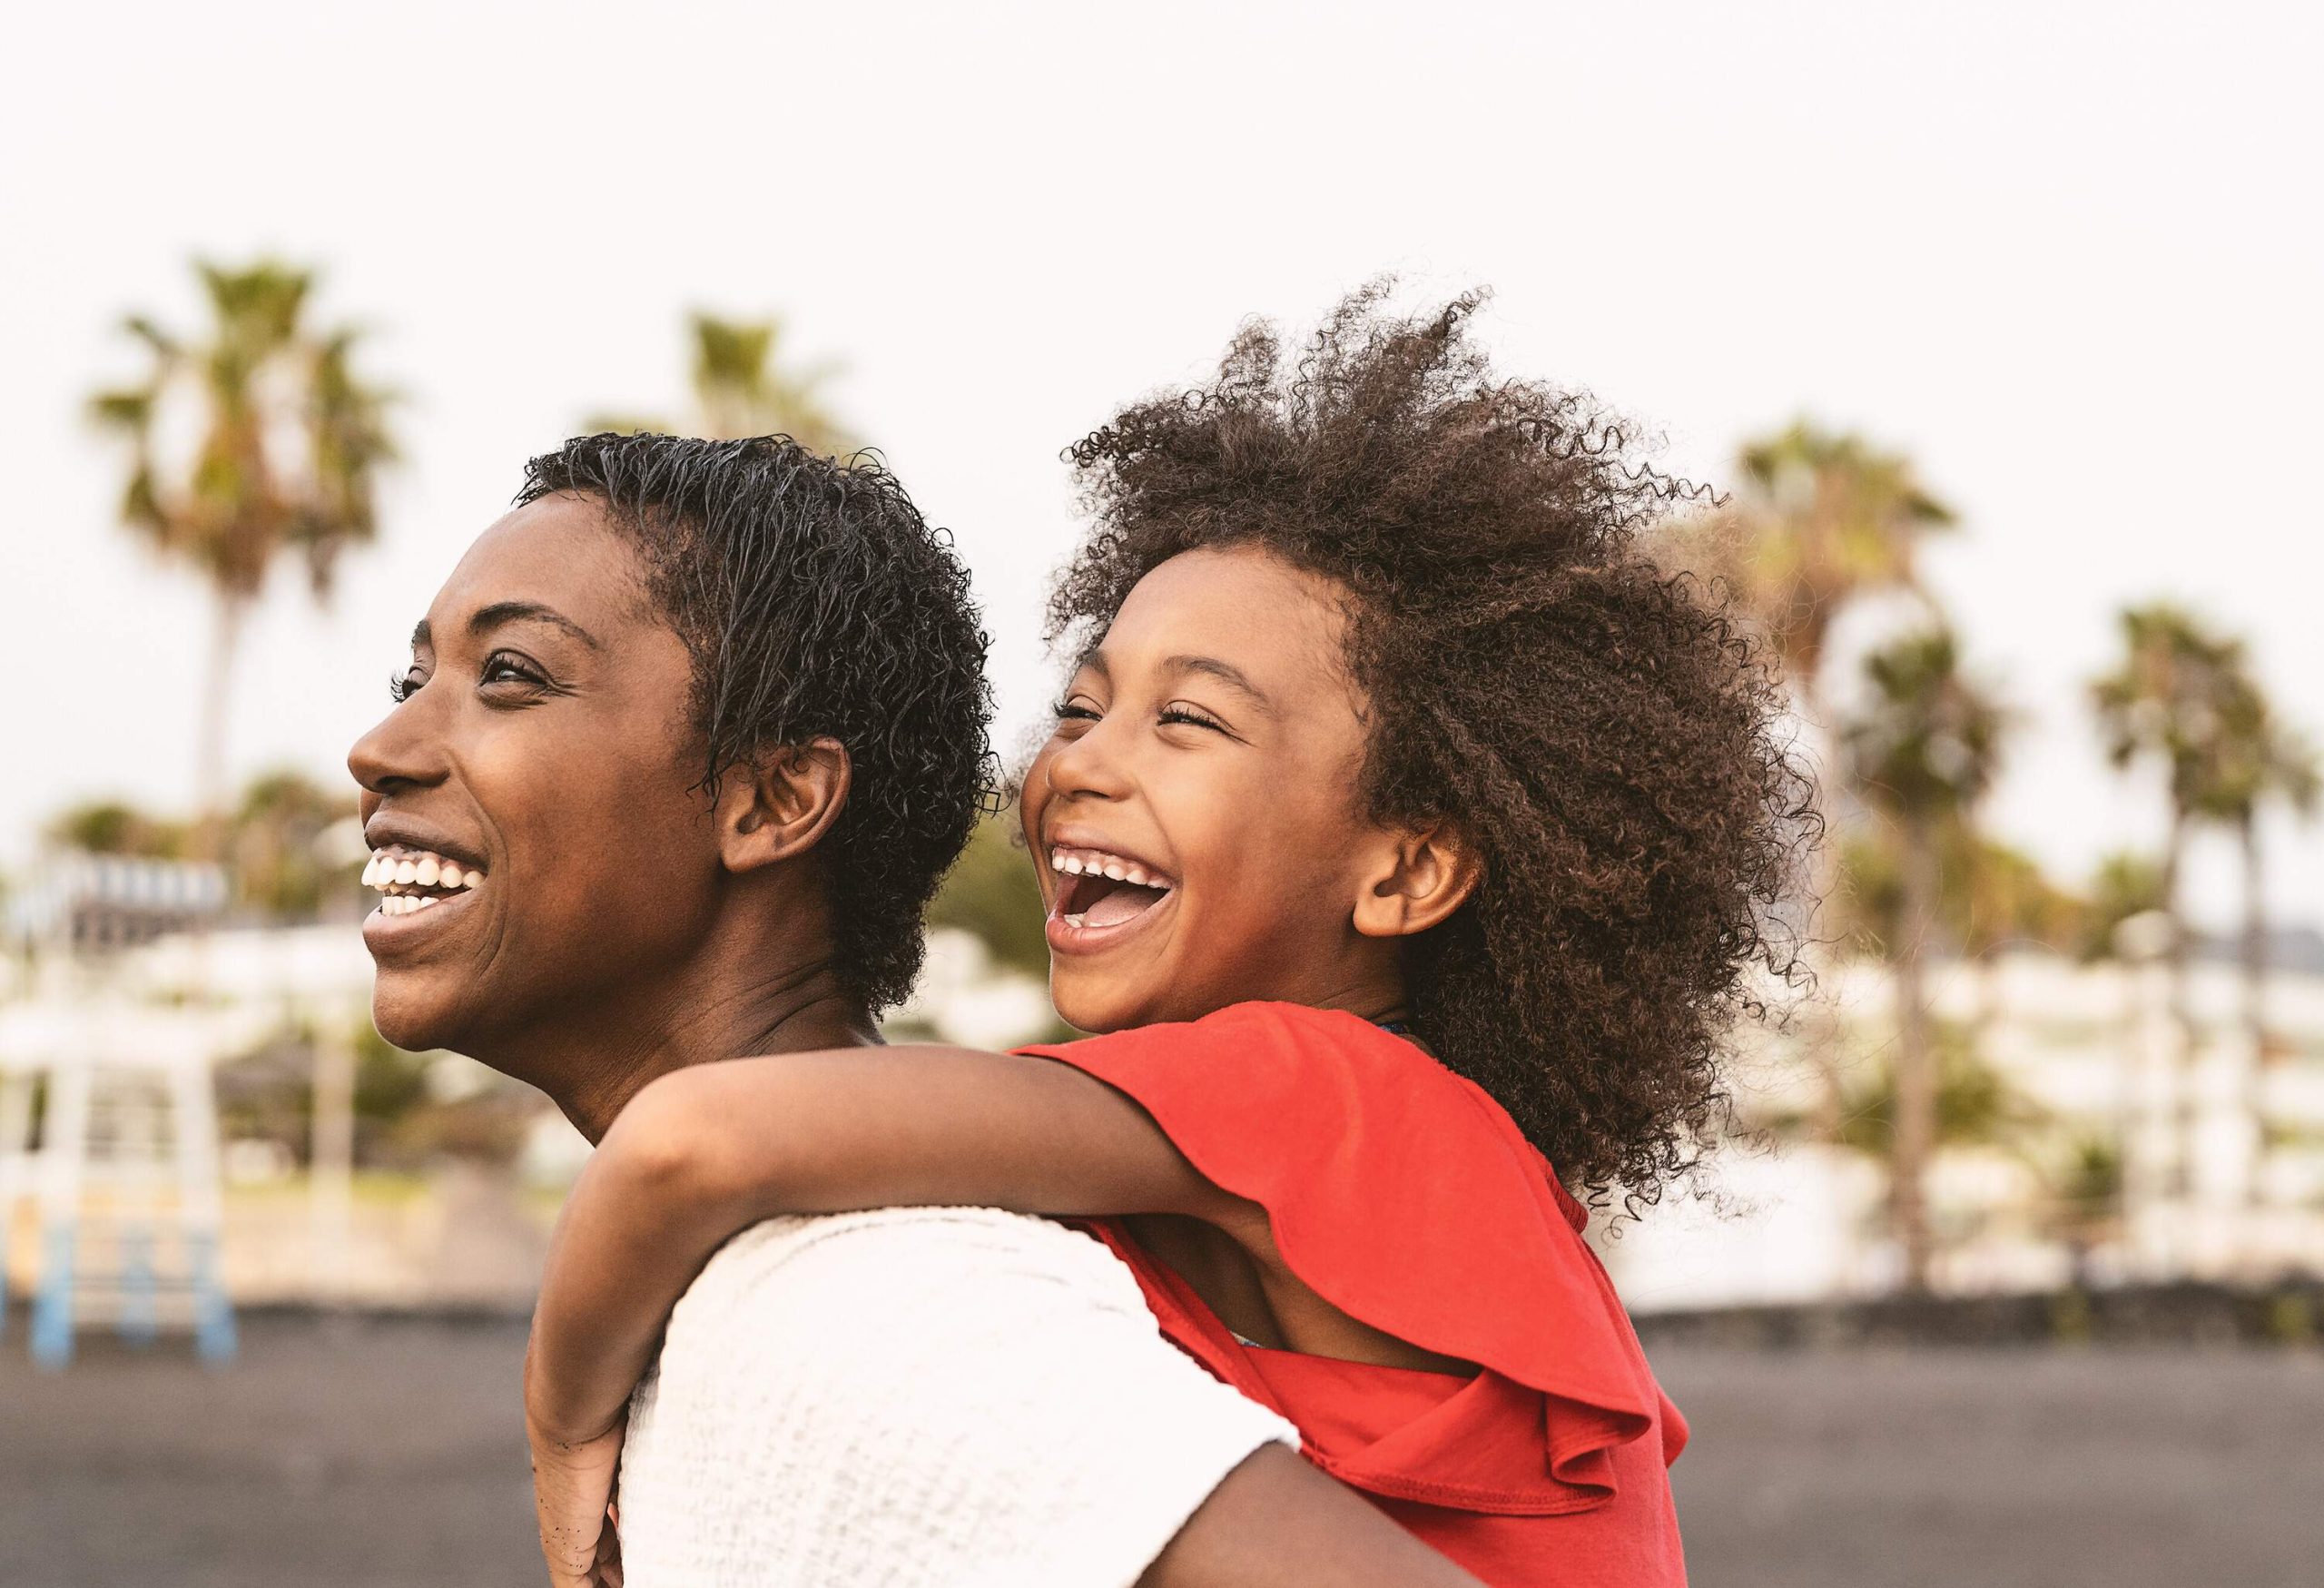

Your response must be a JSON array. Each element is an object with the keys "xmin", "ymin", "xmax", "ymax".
[
  {"xmin": 714, "ymin": 737, "xmax": 852, "ymax": 875},
  {"xmin": 1352, "ymin": 823, "xmax": 1479, "ymax": 940}
]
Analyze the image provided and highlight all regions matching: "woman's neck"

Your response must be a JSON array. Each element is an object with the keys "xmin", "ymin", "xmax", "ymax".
[{"xmin": 552, "ymin": 957, "xmax": 880, "ymax": 1143}]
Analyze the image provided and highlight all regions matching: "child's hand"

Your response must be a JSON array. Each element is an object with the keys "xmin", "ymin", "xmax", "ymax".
[{"xmin": 530, "ymin": 1411, "xmax": 626, "ymax": 1588}]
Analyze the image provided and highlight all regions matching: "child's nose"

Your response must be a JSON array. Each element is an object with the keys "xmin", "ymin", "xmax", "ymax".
[{"xmin": 1041, "ymin": 718, "xmax": 1135, "ymax": 804}]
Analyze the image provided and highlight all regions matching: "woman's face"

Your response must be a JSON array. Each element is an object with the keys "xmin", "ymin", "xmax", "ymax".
[
  {"xmin": 347, "ymin": 494, "xmax": 719, "ymax": 1070},
  {"xmin": 1019, "ymin": 543, "xmax": 1404, "ymax": 1033}
]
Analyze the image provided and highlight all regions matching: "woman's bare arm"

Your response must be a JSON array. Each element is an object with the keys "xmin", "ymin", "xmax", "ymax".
[{"xmin": 526, "ymin": 1045, "xmax": 1259, "ymax": 1448}]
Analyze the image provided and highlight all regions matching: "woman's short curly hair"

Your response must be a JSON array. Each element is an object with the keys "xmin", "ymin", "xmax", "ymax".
[
  {"xmin": 520, "ymin": 433, "xmax": 994, "ymax": 1012},
  {"xmin": 1053, "ymin": 288, "xmax": 1815, "ymax": 1199}
]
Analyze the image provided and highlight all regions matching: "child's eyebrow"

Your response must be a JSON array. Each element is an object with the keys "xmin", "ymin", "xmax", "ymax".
[{"xmin": 1160, "ymin": 654, "xmax": 1279, "ymax": 717}]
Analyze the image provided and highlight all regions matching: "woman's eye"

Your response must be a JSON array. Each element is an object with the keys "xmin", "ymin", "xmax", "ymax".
[
  {"xmin": 388, "ymin": 667, "xmax": 426, "ymax": 703},
  {"xmin": 481, "ymin": 652, "xmax": 547, "ymax": 689}
]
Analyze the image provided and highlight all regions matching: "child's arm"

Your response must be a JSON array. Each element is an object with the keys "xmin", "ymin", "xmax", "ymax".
[{"xmin": 525, "ymin": 1045, "xmax": 1262, "ymax": 1451}]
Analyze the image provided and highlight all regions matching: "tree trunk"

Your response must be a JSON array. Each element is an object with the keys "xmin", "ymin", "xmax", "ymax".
[
  {"xmin": 2240, "ymin": 813, "xmax": 2270, "ymax": 1211},
  {"xmin": 1799, "ymin": 678, "xmax": 1846, "ymax": 1143},
  {"xmin": 310, "ymin": 1015, "xmax": 359, "ymax": 1306},
  {"xmin": 1893, "ymin": 814, "xmax": 1941, "ymax": 1294},
  {"xmin": 2160, "ymin": 814, "xmax": 2198, "ymax": 1201},
  {"xmin": 192, "ymin": 592, "xmax": 247, "ymax": 863}
]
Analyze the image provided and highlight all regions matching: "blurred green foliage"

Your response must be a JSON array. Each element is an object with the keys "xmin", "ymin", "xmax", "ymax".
[
  {"xmin": 925, "ymin": 813, "xmax": 1051, "ymax": 979},
  {"xmin": 218, "ymin": 1017, "xmax": 527, "ymax": 1170},
  {"xmin": 586, "ymin": 311, "xmax": 853, "ymax": 456},
  {"xmin": 1760, "ymin": 1018, "xmax": 2043, "ymax": 1161},
  {"xmin": 1820, "ymin": 1021, "xmax": 2047, "ymax": 1162},
  {"xmin": 46, "ymin": 766, "xmax": 359, "ymax": 921},
  {"xmin": 1834, "ymin": 829, "xmax": 2088, "ymax": 964}
]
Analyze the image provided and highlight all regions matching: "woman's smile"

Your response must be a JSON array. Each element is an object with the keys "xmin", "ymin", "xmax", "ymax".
[
  {"xmin": 356, "ymin": 814, "xmax": 496, "ymax": 958},
  {"xmin": 360, "ymin": 872, "xmax": 484, "ymax": 947}
]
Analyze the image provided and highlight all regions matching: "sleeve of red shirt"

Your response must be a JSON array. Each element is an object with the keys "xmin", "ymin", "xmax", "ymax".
[{"xmin": 1017, "ymin": 1001, "xmax": 1686, "ymax": 1503}]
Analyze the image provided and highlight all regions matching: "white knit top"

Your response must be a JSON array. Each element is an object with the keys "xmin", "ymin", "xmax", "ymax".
[{"xmin": 615, "ymin": 1206, "xmax": 1297, "ymax": 1587}]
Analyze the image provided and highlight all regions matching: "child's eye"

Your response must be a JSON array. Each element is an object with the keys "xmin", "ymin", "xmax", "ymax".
[
  {"xmin": 1158, "ymin": 705, "xmax": 1228, "ymax": 734},
  {"xmin": 1054, "ymin": 699, "xmax": 1102, "ymax": 723}
]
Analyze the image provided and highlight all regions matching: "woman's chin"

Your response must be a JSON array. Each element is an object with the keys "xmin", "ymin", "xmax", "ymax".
[{"xmin": 369, "ymin": 981, "xmax": 465, "ymax": 1056}]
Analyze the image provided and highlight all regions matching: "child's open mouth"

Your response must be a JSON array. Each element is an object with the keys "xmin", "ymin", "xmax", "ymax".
[{"xmin": 1045, "ymin": 844, "xmax": 1177, "ymax": 951}]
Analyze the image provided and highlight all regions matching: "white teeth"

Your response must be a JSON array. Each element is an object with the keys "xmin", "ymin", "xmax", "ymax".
[
  {"xmin": 1063, "ymin": 912, "xmax": 1088, "ymax": 928},
  {"xmin": 416, "ymin": 893, "xmax": 438, "ymax": 910},
  {"xmin": 1045, "ymin": 848, "xmax": 1174, "ymax": 889},
  {"xmin": 365, "ymin": 851, "xmax": 483, "ymax": 892}
]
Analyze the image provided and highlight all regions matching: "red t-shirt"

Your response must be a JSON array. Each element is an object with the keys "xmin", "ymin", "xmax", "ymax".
[{"xmin": 1019, "ymin": 1001, "xmax": 1689, "ymax": 1588}]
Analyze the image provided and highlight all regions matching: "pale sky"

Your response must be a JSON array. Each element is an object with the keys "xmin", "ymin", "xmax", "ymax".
[{"xmin": 4, "ymin": 0, "xmax": 2319, "ymax": 933}]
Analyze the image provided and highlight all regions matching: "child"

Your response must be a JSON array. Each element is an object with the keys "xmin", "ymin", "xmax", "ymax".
[{"xmin": 526, "ymin": 288, "xmax": 1810, "ymax": 1585}]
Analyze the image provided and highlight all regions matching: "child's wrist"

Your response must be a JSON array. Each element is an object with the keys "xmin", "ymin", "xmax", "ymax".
[{"xmin": 525, "ymin": 1369, "xmax": 627, "ymax": 1448}]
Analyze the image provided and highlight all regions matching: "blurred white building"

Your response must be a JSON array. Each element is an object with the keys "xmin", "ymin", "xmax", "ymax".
[{"xmin": 1604, "ymin": 947, "xmax": 2324, "ymax": 1310}]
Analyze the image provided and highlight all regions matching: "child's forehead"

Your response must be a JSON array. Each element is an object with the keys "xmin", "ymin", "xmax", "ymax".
[
  {"xmin": 1114, "ymin": 544, "xmax": 1343, "ymax": 636},
  {"xmin": 1090, "ymin": 544, "xmax": 1356, "ymax": 699}
]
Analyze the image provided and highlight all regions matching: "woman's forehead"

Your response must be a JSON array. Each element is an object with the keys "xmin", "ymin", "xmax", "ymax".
[{"xmin": 427, "ymin": 496, "xmax": 647, "ymax": 642}]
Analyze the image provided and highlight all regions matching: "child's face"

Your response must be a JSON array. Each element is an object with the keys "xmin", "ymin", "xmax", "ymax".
[{"xmin": 1020, "ymin": 543, "xmax": 1413, "ymax": 1033}]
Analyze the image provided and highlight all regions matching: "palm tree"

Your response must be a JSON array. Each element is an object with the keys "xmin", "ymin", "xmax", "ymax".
[
  {"xmin": 1842, "ymin": 626, "xmax": 2006, "ymax": 1291},
  {"xmin": 88, "ymin": 260, "xmax": 395, "ymax": 850},
  {"xmin": 2194, "ymin": 676, "xmax": 2319, "ymax": 1208},
  {"xmin": 2089, "ymin": 604, "xmax": 2248, "ymax": 1197},
  {"xmin": 1669, "ymin": 422, "xmax": 1957, "ymax": 1136},
  {"xmin": 2073, "ymin": 849, "xmax": 2171, "ymax": 1230},
  {"xmin": 2073, "ymin": 851, "xmax": 2170, "ymax": 966},
  {"xmin": 1694, "ymin": 421, "xmax": 1958, "ymax": 733},
  {"xmin": 586, "ymin": 311, "xmax": 852, "ymax": 455},
  {"xmin": 2044, "ymin": 1135, "xmax": 2126, "ymax": 1290}
]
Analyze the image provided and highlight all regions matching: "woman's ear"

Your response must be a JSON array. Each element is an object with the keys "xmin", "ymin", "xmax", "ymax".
[
  {"xmin": 1352, "ymin": 824, "xmax": 1480, "ymax": 940},
  {"xmin": 714, "ymin": 737, "xmax": 852, "ymax": 875}
]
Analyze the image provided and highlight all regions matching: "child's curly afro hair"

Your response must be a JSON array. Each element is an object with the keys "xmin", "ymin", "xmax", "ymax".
[{"xmin": 1052, "ymin": 286, "xmax": 1816, "ymax": 1201}]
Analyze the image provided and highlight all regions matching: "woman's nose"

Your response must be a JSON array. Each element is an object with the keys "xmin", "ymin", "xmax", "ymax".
[{"xmin": 347, "ymin": 696, "xmax": 448, "ymax": 798}]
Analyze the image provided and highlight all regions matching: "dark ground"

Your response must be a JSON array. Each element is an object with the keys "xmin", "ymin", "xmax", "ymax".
[{"xmin": 2, "ymin": 1312, "xmax": 2319, "ymax": 1587}]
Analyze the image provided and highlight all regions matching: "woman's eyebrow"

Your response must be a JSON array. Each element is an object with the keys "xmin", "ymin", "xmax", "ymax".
[{"xmin": 467, "ymin": 600, "xmax": 604, "ymax": 651}]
